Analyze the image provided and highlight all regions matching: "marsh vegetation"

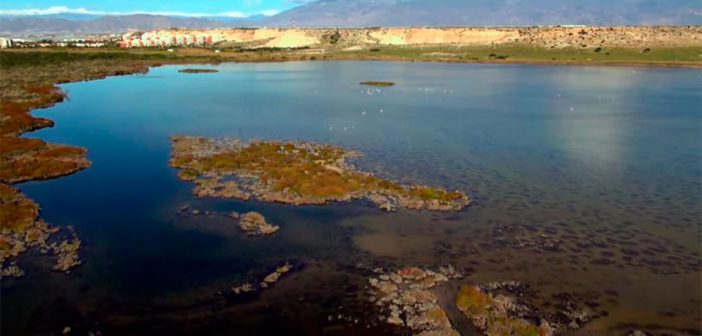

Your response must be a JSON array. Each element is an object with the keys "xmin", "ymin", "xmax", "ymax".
[{"xmin": 170, "ymin": 136, "xmax": 470, "ymax": 211}]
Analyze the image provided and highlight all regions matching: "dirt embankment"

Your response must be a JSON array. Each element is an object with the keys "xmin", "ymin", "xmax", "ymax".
[{"xmin": 135, "ymin": 26, "xmax": 702, "ymax": 49}]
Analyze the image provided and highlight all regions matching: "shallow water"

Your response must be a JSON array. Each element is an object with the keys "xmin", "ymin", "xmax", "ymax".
[{"xmin": 4, "ymin": 61, "xmax": 701, "ymax": 335}]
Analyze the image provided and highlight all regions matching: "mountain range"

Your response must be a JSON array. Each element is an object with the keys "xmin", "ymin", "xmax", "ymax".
[
  {"xmin": 270, "ymin": 0, "xmax": 702, "ymax": 27},
  {"xmin": 1, "ymin": 0, "xmax": 699, "ymax": 36}
]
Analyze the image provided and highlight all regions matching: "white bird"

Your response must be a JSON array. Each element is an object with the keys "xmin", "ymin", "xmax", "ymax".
[
  {"xmin": 361, "ymin": 111, "xmax": 367, "ymax": 116},
  {"xmin": 380, "ymin": 109, "xmax": 384, "ymax": 113},
  {"xmin": 329, "ymin": 126, "xmax": 333, "ymax": 131},
  {"xmin": 570, "ymin": 107, "xmax": 575, "ymax": 112}
]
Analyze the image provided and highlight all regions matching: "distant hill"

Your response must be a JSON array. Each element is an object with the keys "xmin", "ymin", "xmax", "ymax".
[
  {"xmin": 0, "ymin": 14, "xmax": 253, "ymax": 36},
  {"xmin": 265, "ymin": 0, "xmax": 702, "ymax": 27},
  {"xmin": 0, "ymin": 0, "xmax": 699, "ymax": 36}
]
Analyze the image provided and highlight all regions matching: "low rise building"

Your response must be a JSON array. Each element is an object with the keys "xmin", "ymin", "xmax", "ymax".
[{"xmin": 0, "ymin": 38, "xmax": 12, "ymax": 48}]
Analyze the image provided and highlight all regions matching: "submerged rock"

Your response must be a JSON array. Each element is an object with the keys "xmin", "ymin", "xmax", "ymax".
[
  {"xmin": 456, "ymin": 284, "xmax": 553, "ymax": 336},
  {"xmin": 231, "ymin": 282, "xmax": 255, "ymax": 295},
  {"xmin": 180, "ymin": 208, "xmax": 280, "ymax": 237},
  {"xmin": 0, "ymin": 262, "xmax": 25, "ymax": 278},
  {"xmin": 369, "ymin": 266, "xmax": 462, "ymax": 335},
  {"xmin": 229, "ymin": 261, "xmax": 297, "ymax": 297},
  {"xmin": 52, "ymin": 228, "xmax": 82, "ymax": 273}
]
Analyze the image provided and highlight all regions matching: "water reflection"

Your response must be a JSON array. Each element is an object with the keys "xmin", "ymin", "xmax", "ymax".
[{"xmin": 546, "ymin": 68, "xmax": 639, "ymax": 175}]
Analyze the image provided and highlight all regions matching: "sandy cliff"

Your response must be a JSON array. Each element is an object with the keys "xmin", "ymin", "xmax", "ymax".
[{"xmin": 122, "ymin": 26, "xmax": 702, "ymax": 49}]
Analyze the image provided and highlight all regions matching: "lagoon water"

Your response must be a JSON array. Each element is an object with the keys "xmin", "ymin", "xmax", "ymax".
[{"xmin": 3, "ymin": 62, "xmax": 701, "ymax": 335}]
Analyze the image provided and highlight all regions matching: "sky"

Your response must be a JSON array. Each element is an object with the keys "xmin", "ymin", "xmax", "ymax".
[{"xmin": 0, "ymin": 0, "xmax": 313, "ymax": 17}]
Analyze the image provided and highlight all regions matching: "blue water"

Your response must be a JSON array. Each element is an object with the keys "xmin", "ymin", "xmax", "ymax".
[{"xmin": 4, "ymin": 62, "xmax": 701, "ymax": 335}]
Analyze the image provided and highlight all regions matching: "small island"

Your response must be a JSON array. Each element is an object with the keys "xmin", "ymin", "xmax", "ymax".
[
  {"xmin": 169, "ymin": 136, "xmax": 470, "ymax": 211},
  {"xmin": 179, "ymin": 68, "xmax": 219, "ymax": 73},
  {"xmin": 231, "ymin": 211, "xmax": 280, "ymax": 236},
  {"xmin": 360, "ymin": 81, "xmax": 395, "ymax": 87}
]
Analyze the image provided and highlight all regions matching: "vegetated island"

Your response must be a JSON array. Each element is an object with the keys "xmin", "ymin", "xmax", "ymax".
[
  {"xmin": 360, "ymin": 81, "xmax": 395, "ymax": 87},
  {"xmin": 179, "ymin": 68, "xmax": 219, "ymax": 73},
  {"xmin": 169, "ymin": 136, "xmax": 470, "ymax": 211}
]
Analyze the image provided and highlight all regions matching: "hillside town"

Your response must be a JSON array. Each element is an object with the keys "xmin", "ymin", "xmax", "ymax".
[{"xmin": 0, "ymin": 36, "xmax": 113, "ymax": 48}]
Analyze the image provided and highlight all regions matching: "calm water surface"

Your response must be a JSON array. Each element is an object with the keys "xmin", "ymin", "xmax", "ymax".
[{"xmin": 3, "ymin": 62, "xmax": 701, "ymax": 335}]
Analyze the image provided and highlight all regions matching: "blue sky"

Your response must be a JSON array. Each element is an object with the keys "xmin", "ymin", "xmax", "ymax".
[{"xmin": 0, "ymin": 0, "xmax": 313, "ymax": 17}]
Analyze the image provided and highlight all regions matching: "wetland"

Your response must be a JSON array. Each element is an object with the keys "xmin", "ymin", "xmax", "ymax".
[{"xmin": 1, "ymin": 59, "xmax": 700, "ymax": 336}]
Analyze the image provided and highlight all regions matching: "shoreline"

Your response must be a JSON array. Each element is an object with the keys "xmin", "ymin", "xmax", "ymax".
[
  {"xmin": 2, "ymin": 47, "xmax": 701, "ymax": 68},
  {"xmin": 323, "ymin": 55, "xmax": 702, "ymax": 68},
  {"xmin": 221, "ymin": 56, "xmax": 702, "ymax": 68}
]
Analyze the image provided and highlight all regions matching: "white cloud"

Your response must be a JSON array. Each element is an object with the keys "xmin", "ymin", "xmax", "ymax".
[
  {"xmin": 259, "ymin": 10, "xmax": 280, "ymax": 16},
  {"xmin": 0, "ymin": 6, "xmax": 83, "ymax": 15},
  {"xmin": 0, "ymin": 6, "xmax": 279, "ymax": 17}
]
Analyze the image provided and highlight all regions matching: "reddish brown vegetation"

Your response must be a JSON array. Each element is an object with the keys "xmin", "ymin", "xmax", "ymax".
[{"xmin": 0, "ymin": 183, "xmax": 39, "ymax": 233}]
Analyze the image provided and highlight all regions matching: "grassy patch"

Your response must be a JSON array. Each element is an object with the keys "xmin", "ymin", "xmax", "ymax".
[
  {"xmin": 337, "ymin": 45, "xmax": 702, "ymax": 65},
  {"xmin": 0, "ymin": 183, "xmax": 39, "ymax": 232}
]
